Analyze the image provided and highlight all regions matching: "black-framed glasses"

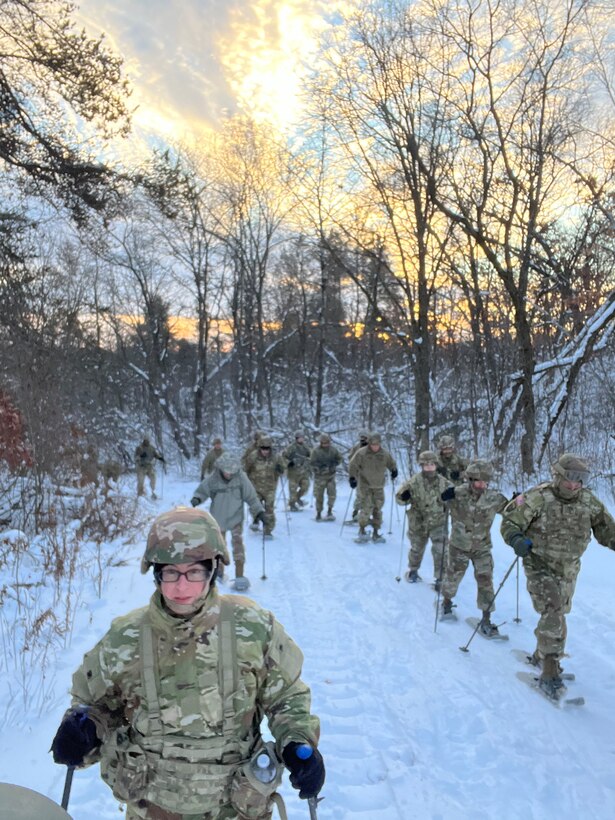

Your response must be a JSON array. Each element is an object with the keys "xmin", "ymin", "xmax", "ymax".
[
  {"xmin": 260, "ymin": 446, "xmax": 271, "ymax": 450},
  {"xmin": 159, "ymin": 567, "xmax": 210, "ymax": 583}
]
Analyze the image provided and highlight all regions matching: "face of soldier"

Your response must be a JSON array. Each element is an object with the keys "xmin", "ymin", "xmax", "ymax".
[
  {"xmin": 260, "ymin": 446, "xmax": 271, "ymax": 456},
  {"xmin": 160, "ymin": 562, "xmax": 211, "ymax": 613},
  {"xmin": 221, "ymin": 471, "xmax": 232, "ymax": 481},
  {"xmin": 422, "ymin": 463, "xmax": 437, "ymax": 473},
  {"xmin": 296, "ymin": 436, "xmax": 304, "ymax": 444},
  {"xmin": 561, "ymin": 478, "xmax": 582, "ymax": 492},
  {"xmin": 441, "ymin": 447, "xmax": 453, "ymax": 458},
  {"xmin": 470, "ymin": 479, "xmax": 487, "ymax": 494},
  {"xmin": 214, "ymin": 442, "xmax": 222, "ymax": 451},
  {"xmin": 369, "ymin": 443, "xmax": 381, "ymax": 453}
]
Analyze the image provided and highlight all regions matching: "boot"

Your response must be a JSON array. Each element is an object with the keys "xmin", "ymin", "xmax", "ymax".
[
  {"xmin": 354, "ymin": 527, "xmax": 370, "ymax": 544},
  {"xmin": 372, "ymin": 529, "xmax": 386, "ymax": 543},
  {"xmin": 539, "ymin": 654, "xmax": 564, "ymax": 698},
  {"xmin": 478, "ymin": 611, "xmax": 499, "ymax": 638},
  {"xmin": 325, "ymin": 507, "xmax": 335, "ymax": 521},
  {"xmin": 315, "ymin": 510, "xmax": 322, "ymax": 521},
  {"xmin": 433, "ymin": 578, "xmax": 441, "ymax": 593},
  {"xmin": 442, "ymin": 598, "xmax": 454, "ymax": 615},
  {"xmin": 289, "ymin": 502, "xmax": 299, "ymax": 512},
  {"xmin": 405, "ymin": 569, "xmax": 421, "ymax": 583}
]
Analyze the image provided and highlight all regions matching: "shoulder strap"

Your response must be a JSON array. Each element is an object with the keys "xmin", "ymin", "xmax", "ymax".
[
  {"xmin": 218, "ymin": 597, "xmax": 241, "ymax": 760},
  {"xmin": 139, "ymin": 612, "xmax": 164, "ymax": 751}
]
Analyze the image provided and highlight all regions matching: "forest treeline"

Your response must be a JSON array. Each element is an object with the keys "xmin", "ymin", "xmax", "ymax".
[{"xmin": 1, "ymin": 0, "xmax": 615, "ymax": 491}]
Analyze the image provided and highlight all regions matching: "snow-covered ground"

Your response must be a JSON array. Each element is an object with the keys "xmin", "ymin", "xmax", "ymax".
[{"xmin": 2, "ymin": 468, "xmax": 615, "ymax": 819}]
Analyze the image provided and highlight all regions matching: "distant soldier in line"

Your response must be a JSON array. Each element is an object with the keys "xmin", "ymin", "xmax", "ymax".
[
  {"xmin": 436, "ymin": 435, "xmax": 467, "ymax": 485},
  {"xmin": 396, "ymin": 450, "xmax": 451, "ymax": 589},
  {"xmin": 241, "ymin": 430, "xmax": 264, "ymax": 471},
  {"xmin": 283, "ymin": 431, "xmax": 312, "ymax": 511},
  {"xmin": 440, "ymin": 460, "xmax": 508, "ymax": 636},
  {"xmin": 100, "ymin": 460, "xmax": 122, "ymax": 495},
  {"xmin": 310, "ymin": 434, "xmax": 342, "ymax": 522},
  {"xmin": 348, "ymin": 433, "xmax": 398, "ymax": 544},
  {"xmin": 80, "ymin": 443, "xmax": 99, "ymax": 488},
  {"xmin": 134, "ymin": 436, "xmax": 164, "ymax": 499},
  {"xmin": 191, "ymin": 452, "xmax": 266, "ymax": 590},
  {"xmin": 200, "ymin": 437, "xmax": 224, "ymax": 479},
  {"xmin": 347, "ymin": 430, "xmax": 369, "ymax": 523},
  {"xmin": 501, "ymin": 453, "xmax": 615, "ymax": 698},
  {"xmin": 245, "ymin": 436, "xmax": 285, "ymax": 539}
]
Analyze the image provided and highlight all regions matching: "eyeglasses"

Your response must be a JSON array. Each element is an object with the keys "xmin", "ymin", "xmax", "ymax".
[
  {"xmin": 563, "ymin": 470, "xmax": 589, "ymax": 484},
  {"xmin": 260, "ymin": 446, "xmax": 271, "ymax": 450},
  {"xmin": 159, "ymin": 567, "xmax": 210, "ymax": 583}
]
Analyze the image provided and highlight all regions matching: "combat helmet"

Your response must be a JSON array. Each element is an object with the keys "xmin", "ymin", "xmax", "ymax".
[
  {"xmin": 217, "ymin": 452, "xmax": 240, "ymax": 475},
  {"xmin": 294, "ymin": 429, "xmax": 305, "ymax": 439},
  {"xmin": 418, "ymin": 450, "xmax": 439, "ymax": 465},
  {"xmin": 552, "ymin": 453, "xmax": 590, "ymax": 485},
  {"xmin": 437, "ymin": 435, "xmax": 455, "ymax": 451},
  {"xmin": 465, "ymin": 459, "xmax": 493, "ymax": 482},
  {"xmin": 141, "ymin": 507, "xmax": 227, "ymax": 574},
  {"xmin": 368, "ymin": 432, "xmax": 382, "ymax": 445},
  {"xmin": 259, "ymin": 435, "xmax": 273, "ymax": 448}
]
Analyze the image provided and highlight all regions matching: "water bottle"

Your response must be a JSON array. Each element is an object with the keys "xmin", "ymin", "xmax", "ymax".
[{"xmin": 251, "ymin": 750, "xmax": 277, "ymax": 783}]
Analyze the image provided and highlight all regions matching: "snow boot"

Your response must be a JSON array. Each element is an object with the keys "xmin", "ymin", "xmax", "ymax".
[
  {"xmin": 539, "ymin": 654, "xmax": 565, "ymax": 699},
  {"xmin": 297, "ymin": 498, "xmax": 308, "ymax": 507},
  {"xmin": 289, "ymin": 502, "xmax": 299, "ymax": 512},
  {"xmin": 405, "ymin": 569, "xmax": 421, "ymax": 583},
  {"xmin": 354, "ymin": 528, "xmax": 370, "ymax": 544},
  {"xmin": 442, "ymin": 598, "xmax": 454, "ymax": 615},
  {"xmin": 433, "ymin": 578, "xmax": 441, "ymax": 593},
  {"xmin": 478, "ymin": 611, "xmax": 500, "ymax": 638},
  {"xmin": 249, "ymin": 522, "xmax": 260, "ymax": 532},
  {"xmin": 233, "ymin": 576, "xmax": 251, "ymax": 592},
  {"xmin": 151, "ymin": 492, "xmax": 158, "ymax": 500},
  {"xmin": 325, "ymin": 508, "xmax": 335, "ymax": 521},
  {"xmin": 315, "ymin": 511, "xmax": 322, "ymax": 521},
  {"xmin": 372, "ymin": 529, "xmax": 386, "ymax": 543}
]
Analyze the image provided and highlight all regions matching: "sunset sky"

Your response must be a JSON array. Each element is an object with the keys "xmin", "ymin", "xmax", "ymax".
[{"xmin": 77, "ymin": 0, "xmax": 352, "ymax": 144}]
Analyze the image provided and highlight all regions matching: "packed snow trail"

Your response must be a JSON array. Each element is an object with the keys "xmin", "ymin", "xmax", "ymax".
[{"xmin": 2, "ymin": 470, "xmax": 615, "ymax": 818}]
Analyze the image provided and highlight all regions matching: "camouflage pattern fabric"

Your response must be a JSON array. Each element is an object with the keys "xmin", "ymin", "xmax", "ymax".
[
  {"xmin": 221, "ymin": 522, "xmax": 246, "ymax": 567},
  {"xmin": 201, "ymin": 447, "xmax": 223, "ymax": 479},
  {"xmin": 142, "ymin": 507, "xmax": 229, "ymax": 571},
  {"xmin": 69, "ymin": 587, "xmax": 319, "ymax": 817},
  {"xmin": 348, "ymin": 446, "xmax": 397, "ymax": 489},
  {"xmin": 137, "ymin": 463, "xmax": 157, "ymax": 496},
  {"xmin": 436, "ymin": 452, "xmax": 467, "ymax": 485},
  {"xmin": 244, "ymin": 453, "xmax": 284, "ymax": 535},
  {"xmin": 347, "ymin": 440, "xmax": 367, "ymax": 518},
  {"xmin": 357, "ymin": 486, "xmax": 385, "ymax": 530},
  {"xmin": 501, "ymin": 481, "xmax": 615, "ymax": 657},
  {"xmin": 396, "ymin": 472, "xmax": 451, "ymax": 577},
  {"xmin": 441, "ymin": 485, "xmax": 508, "ymax": 611},
  {"xmin": 101, "ymin": 460, "xmax": 122, "ymax": 492},
  {"xmin": 313, "ymin": 475, "xmax": 336, "ymax": 515},
  {"xmin": 135, "ymin": 442, "xmax": 162, "ymax": 496},
  {"xmin": 283, "ymin": 441, "xmax": 311, "ymax": 506},
  {"xmin": 310, "ymin": 444, "xmax": 342, "ymax": 515}
]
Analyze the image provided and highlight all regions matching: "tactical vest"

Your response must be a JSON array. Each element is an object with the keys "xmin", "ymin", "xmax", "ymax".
[{"xmin": 99, "ymin": 599, "xmax": 285, "ymax": 817}]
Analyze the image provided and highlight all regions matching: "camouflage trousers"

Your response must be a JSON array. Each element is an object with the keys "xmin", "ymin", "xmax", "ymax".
[
  {"xmin": 313, "ymin": 475, "xmax": 336, "ymax": 514},
  {"xmin": 407, "ymin": 520, "xmax": 448, "ymax": 579},
  {"xmin": 524, "ymin": 562, "xmax": 578, "ymax": 658},
  {"xmin": 126, "ymin": 801, "xmax": 272, "ymax": 820},
  {"xmin": 358, "ymin": 486, "xmax": 385, "ymax": 530},
  {"xmin": 442, "ymin": 544, "xmax": 495, "ymax": 612},
  {"xmin": 288, "ymin": 470, "xmax": 310, "ymax": 505},
  {"xmin": 254, "ymin": 487, "xmax": 276, "ymax": 535},
  {"xmin": 221, "ymin": 522, "xmax": 245, "ymax": 566},
  {"xmin": 137, "ymin": 464, "xmax": 156, "ymax": 496}
]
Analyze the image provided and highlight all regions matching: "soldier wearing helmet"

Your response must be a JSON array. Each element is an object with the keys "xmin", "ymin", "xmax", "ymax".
[
  {"xmin": 244, "ymin": 436, "xmax": 286, "ymax": 538},
  {"xmin": 283, "ymin": 430, "xmax": 312, "ymax": 511},
  {"xmin": 200, "ymin": 436, "xmax": 224, "ymax": 479},
  {"xmin": 347, "ymin": 430, "xmax": 370, "ymax": 522},
  {"xmin": 501, "ymin": 453, "xmax": 615, "ymax": 698},
  {"xmin": 51, "ymin": 507, "xmax": 324, "ymax": 818},
  {"xmin": 395, "ymin": 451, "xmax": 451, "ymax": 587},
  {"xmin": 241, "ymin": 429, "xmax": 264, "ymax": 471},
  {"xmin": 134, "ymin": 435, "xmax": 164, "ymax": 498},
  {"xmin": 309, "ymin": 434, "xmax": 342, "ymax": 521},
  {"xmin": 191, "ymin": 453, "xmax": 266, "ymax": 590},
  {"xmin": 436, "ymin": 435, "xmax": 467, "ymax": 486},
  {"xmin": 348, "ymin": 433, "xmax": 398, "ymax": 543},
  {"xmin": 440, "ymin": 459, "xmax": 509, "ymax": 636}
]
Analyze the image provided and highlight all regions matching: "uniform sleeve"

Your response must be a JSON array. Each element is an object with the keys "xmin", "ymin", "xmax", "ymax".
[
  {"xmin": 348, "ymin": 451, "xmax": 360, "ymax": 478},
  {"xmin": 500, "ymin": 490, "xmax": 543, "ymax": 543},
  {"xmin": 192, "ymin": 476, "xmax": 212, "ymax": 504},
  {"xmin": 589, "ymin": 497, "xmax": 615, "ymax": 548},
  {"xmin": 242, "ymin": 473, "xmax": 265, "ymax": 518},
  {"xmin": 494, "ymin": 492, "xmax": 509, "ymax": 515},
  {"xmin": 387, "ymin": 453, "xmax": 397, "ymax": 472},
  {"xmin": 259, "ymin": 615, "xmax": 320, "ymax": 754},
  {"xmin": 395, "ymin": 479, "xmax": 412, "ymax": 505}
]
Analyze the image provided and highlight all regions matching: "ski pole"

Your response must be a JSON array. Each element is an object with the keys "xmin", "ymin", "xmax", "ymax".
[
  {"xmin": 459, "ymin": 556, "xmax": 519, "ymax": 653},
  {"xmin": 433, "ymin": 536, "xmax": 448, "ymax": 634},
  {"xmin": 514, "ymin": 558, "xmax": 521, "ymax": 623},
  {"xmin": 61, "ymin": 765, "xmax": 75, "ymax": 811},
  {"xmin": 387, "ymin": 478, "xmax": 396, "ymax": 534},
  {"xmin": 395, "ymin": 512, "xmax": 406, "ymax": 582},
  {"xmin": 296, "ymin": 745, "xmax": 323, "ymax": 820},
  {"xmin": 278, "ymin": 478, "xmax": 291, "ymax": 535},
  {"xmin": 261, "ymin": 528, "xmax": 267, "ymax": 580},
  {"xmin": 339, "ymin": 487, "xmax": 354, "ymax": 535}
]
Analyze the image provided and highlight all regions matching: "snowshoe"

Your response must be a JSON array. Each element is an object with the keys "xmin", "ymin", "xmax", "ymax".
[
  {"xmin": 354, "ymin": 531, "xmax": 370, "ymax": 544},
  {"xmin": 440, "ymin": 598, "xmax": 458, "ymax": 621},
  {"xmin": 325, "ymin": 510, "xmax": 335, "ymax": 521},
  {"xmin": 344, "ymin": 519, "xmax": 358, "ymax": 526},
  {"xmin": 511, "ymin": 649, "xmax": 575, "ymax": 681},
  {"xmin": 232, "ymin": 576, "xmax": 251, "ymax": 592},
  {"xmin": 315, "ymin": 513, "xmax": 323, "ymax": 522},
  {"xmin": 264, "ymin": 533, "xmax": 274, "ymax": 540},
  {"xmin": 249, "ymin": 522, "xmax": 260, "ymax": 532},
  {"xmin": 405, "ymin": 569, "xmax": 421, "ymax": 583},
  {"xmin": 289, "ymin": 503, "xmax": 300, "ymax": 512},
  {"xmin": 297, "ymin": 498, "xmax": 308, "ymax": 507},
  {"xmin": 466, "ymin": 616, "xmax": 509, "ymax": 641},
  {"xmin": 516, "ymin": 671, "xmax": 584, "ymax": 706},
  {"xmin": 372, "ymin": 531, "xmax": 386, "ymax": 543}
]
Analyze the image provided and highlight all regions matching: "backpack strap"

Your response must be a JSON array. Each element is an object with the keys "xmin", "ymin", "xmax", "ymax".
[
  {"xmin": 218, "ymin": 597, "xmax": 242, "ymax": 762},
  {"xmin": 139, "ymin": 612, "xmax": 164, "ymax": 752}
]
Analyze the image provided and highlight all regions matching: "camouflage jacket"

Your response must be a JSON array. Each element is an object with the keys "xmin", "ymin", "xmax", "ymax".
[
  {"xmin": 396, "ymin": 472, "xmax": 450, "ymax": 529},
  {"xmin": 446, "ymin": 485, "xmax": 508, "ymax": 551},
  {"xmin": 192, "ymin": 469, "xmax": 264, "ymax": 532},
  {"xmin": 70, "ymin": 588, "xmax": 319, "ymax": 812},
  {"xmin": 436, "ymin": 453, "xmax": 467, "ymax": 485},
  {"xmin": 245, "ymin": 450, "xmax": 285, "ymax": 492},
  {"xmin": 134, "ymin": 442, "xmax": 162, "ymax": 468},
  {"xmin": 501, "ymin": 482, "xmax": 615, "ymax": 578},
  {"xmin": 349, "ymin": 446, "xmax": 397, "ymax": 489},
  {"xmin": 282, "ymin": 442, "xmax": 312, "ymax": 476},
  {"xmin": 310, "ymin": 445, "xmax": 342, "ymax": 478},
  {"xmin": 200, "ymin": 447, "xmax": 223, "ymax": 479}
]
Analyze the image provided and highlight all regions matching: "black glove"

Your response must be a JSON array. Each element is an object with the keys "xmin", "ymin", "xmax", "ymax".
[
  {"xmin": 349, "ymin": 476, "xmax": 357, "ymax": 489},
  {"xmin": 441, "ymin": 487, "xmax": 455, "ymax": 501},
  {"xmin": 398, "ymin": 489, "xmax": 411, "ymax": 503},
  {"xmin": 282, "ymin": 742, "xmax": 325, "ymax": 799},
  {"xmin": 275, "ymin": 463, "xmax": 284, "ymax": 476},
  {"xmin": 450, "ymin": 470, "xmax": 460, "ymax": 481},
  {"xmin": 390, "ymin": 468, "xmax": 398, "ymax": 481},
  {"xmin": 287, "ymin": 461, "xmax": 295, "ymax": 469},
  {"xmin": 50, "ymin": 707, "xmax": 101, "ymax": 767},
  {"xmin": 510, "ymin": 533, "xmax": 533, "ymax": 557},
  {"xmin": 255, "ymin": 511, "xmax": 267, "ymax": 525},
  {"xmin": 158, "ymin": 455, "xmax": 165, "ymax": 463},
  {"xmin": 190, "ymin": 496, "xmax": 200, "ymax": 507}
]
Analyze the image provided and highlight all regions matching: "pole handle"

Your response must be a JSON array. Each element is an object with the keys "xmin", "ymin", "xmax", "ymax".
[{"xmin": 61, "ymin": 765, "xmax": 75, "ymax": 811}]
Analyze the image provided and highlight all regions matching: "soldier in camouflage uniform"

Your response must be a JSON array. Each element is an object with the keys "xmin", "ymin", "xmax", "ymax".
[
  {"xmin": 501, "ymin": 453, "xmax": 615, "ymax": 696},
  {"xmin": 51, "ymin": 507, "xmax": 325, "ymax": 820},
  {"xmin": 440, "ymin": 460, "xmax": 509, "ymax": 636},
  {"xmin": 347, "ymin": 430, "xmax": 369, "ymax": 522},
  {"xmin": 436, "ymin": 435, "xmax": 467, "ymax": 486},
  {"xmin": 201, "ymin": 437, "xmax": 224, "ymax": 479},
  {"xmin": 348, "ymin": 433, "xmax": 398, "ymax": 543},
  {"xmin": 244, "ymin": 437, "xmax": 285, "ymax": 538},
  {"xmin": 135, "ymin": 436, "xmax": 165, "ymax": 498},
  {"xmin": 309, "ymin": 434, "xmax": 342, "ymax": 521},
  {"xmin": 283, "ymin": 431, "xmax": 312, "ymax": 511},
  {"xmin": 396, "ymin": 451, "xmax": 451, "ymax": 588},
  {"xmin": 191, "ymin": 453, "xmax": 266, "ymax": 590},
  {"xmin": 241, "ymin": 430, "xmax": 264, "ymax": 471}
]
